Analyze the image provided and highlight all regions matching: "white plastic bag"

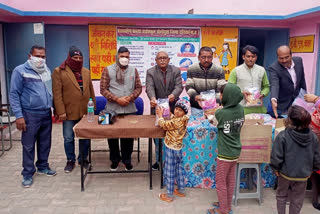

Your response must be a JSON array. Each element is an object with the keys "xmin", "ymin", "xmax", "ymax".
[
  {"xmin": 155, "ymin": 98, "xmax": 170, "ymax": 126},
  {"xmin": 292, "ymin": 88, "xmax": 315, "ymax": 113},
  {"xmin": 200, "ymin": 90, "xmax": 217, "ymax": 115},
  {"xmin": 244, "ymin": 87, "xmax": 263, "ymax": 107}
]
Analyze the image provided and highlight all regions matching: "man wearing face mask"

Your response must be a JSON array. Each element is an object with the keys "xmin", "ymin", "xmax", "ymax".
[
  {"xmin": 9, "ymin": 45, "xmax": 56, "ymax": 188},
  {"xmin": 52, "ymin": 46, "xmax": 96, "ymax": 173},
  {"xmin": 100, "ymin": 46, "xmax": 142, "ymax": 171}
]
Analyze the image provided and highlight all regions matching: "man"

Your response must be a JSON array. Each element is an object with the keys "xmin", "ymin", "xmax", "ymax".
[
  {"xmin": 268, "ymin": 45, "xmax": 306, "ymax": 118},
  {"xmin": 146, "ymin": 51, "xmax": 183, "ymax": 170},
  {"xmin": 100, "ymin": 46, "xmax": 142, "ymax": 171},
  {"xmin": 228, "ymin": 45, "xmax": 270, "ymax": 114},
  {"xmin": 52, "ymin": 46, "xmax": 96, "ymax": 173},
  {"xmin": 9, "ymin": 45, "xmax": 56, "ymax": 188},
  {"xmin": 186, "ymin": 46, "xmax": 226, "ymax": 110}
]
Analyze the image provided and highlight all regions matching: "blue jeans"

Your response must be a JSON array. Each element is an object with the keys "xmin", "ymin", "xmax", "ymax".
[
  {"xmin": 63, "ymin": 120, "xmax": 89, "ymax": 163},
  {"xmin": 153, "ymin": 138, "xmax": 163, "ymax": 163},
  {"xmin": 21, "ymin": 110, "xmax": 52, "ymax": 177}
]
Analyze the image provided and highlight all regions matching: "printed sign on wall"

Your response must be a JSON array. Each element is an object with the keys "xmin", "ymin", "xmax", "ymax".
[
  {"xmin": 116, "ymin": 27, "xmax": 201, "ymax": 85},
  {"xmin": 89, "ymin": 25, "xmax": 117, "ymax": 79},
  {"xmin": 201, "ymin": 27, "xmax": 239, "ymax": 80},
  {"xmin": 289, "ymin": 35, "xmax": 314, "ymax": 53}
]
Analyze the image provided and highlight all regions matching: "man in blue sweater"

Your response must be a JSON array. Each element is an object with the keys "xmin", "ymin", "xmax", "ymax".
[{"xmin": 9, "ymin": 45, "xmax": 56, "ymax": 188}]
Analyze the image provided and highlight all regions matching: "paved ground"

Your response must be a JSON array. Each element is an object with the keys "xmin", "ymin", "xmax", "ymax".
[{"xmin": 0, "ymin": 123, "xmax": 318, "ymax": 214}]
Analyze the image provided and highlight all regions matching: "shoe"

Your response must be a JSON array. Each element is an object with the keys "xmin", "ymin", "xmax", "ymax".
[
  {"xmin": 22, "ymin": 176, "xmax": 33, "ymax": 188},
  {"xmin": 125, "ymin": 163, "xmax": 133, "ymax": 171},
  {"xmin": 173, "ymin": 189, "xmax": 185, "ymax": 197},
  {"xmin": 110, "ymin": 162, "xmax": 119, "ymax": 171},
  {"xmin": 37, "ymin": 167, "xmax": 57, "ymax": 176},
  {"xmin": 64, "ymin": 161, "xmax": 75, "ymax": 173},
  {"xmin": 159, "ymin": 193, "xmax": 173, "ymax": 202},
  {"xmin": 152, "ymin": 162, "xmax": 159, "ymax": 171},
  {"xmin": 78, "ymin": 160, "xmax": 89, "ymax": 169}
]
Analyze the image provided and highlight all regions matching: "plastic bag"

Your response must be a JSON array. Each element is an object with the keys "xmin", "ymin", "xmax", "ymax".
[
  {"xmin": 244, "ymin": 87, "xmax": 263, "ymax": 107},
  {"xmin": 292, "ymin": 88, "xmax": 315, "ymax": 113},
  {"xmin": 200, "ymin": 90, "xmax": 217, "ymax": 115},
  {"xmin": 155, "ymin": 98, "xmax": 170, "ymax": 126}
]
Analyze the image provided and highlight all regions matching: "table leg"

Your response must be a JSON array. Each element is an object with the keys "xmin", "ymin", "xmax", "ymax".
[
  {"xmin": 149, "ymin": 138, "xmax": 153, "ymax": 190},
  {"xmin": 81, "ymin": 142, "xmax": 85, "ymax": 192},
  {"xmin": 160, "ymin": 139, "xmax": 163, "ymax": 189}
]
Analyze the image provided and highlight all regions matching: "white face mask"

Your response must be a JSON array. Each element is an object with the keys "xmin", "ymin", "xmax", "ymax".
[
  {"xmin": 185, "ymin": 47, "xmax": 191, "ymax": 52},
  {"xmin": 30, "ymin": 56, "xmax": 46, "ymax": 69},
  {"xmin": 119, "ymin": 57, "xmax": 129, "ymax": 66}
]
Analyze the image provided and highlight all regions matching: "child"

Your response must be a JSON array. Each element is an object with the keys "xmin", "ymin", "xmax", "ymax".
[
  {"xmin": 304, "ymin": 93, "xmax": 320, "ymax": 210},
  {"xmin": 270, "ymin": 105, "xmax": 320, "ymax": 214},
  {"xmin": 157, "ymin": 97, "xmax": 190, "ymax": 202},
  {"xmin": 219, "ymin": 43, "xmax": 232, "ymax": 74},
  {"xmin": 208, "ymin": 83, "xmax": 245, "ymax": 214}
]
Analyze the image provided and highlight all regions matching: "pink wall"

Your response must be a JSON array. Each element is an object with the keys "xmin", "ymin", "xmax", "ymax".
[
  {"xmin": 290, "ymin": 18, "xmax": 320, "ymax": 93},
  {"xmin": 1, "ymin": 0, "xmax": 319, "ymax": 15}
]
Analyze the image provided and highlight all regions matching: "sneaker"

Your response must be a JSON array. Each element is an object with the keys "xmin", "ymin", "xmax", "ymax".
[
  {"xmin": 37, "ymin": 167, "xmax": 57, "ymax": 176},
  {"xmin": 78, "ymin": 160, "xmax": 90, "ymax": 169},
  {"xmin": 110, "ymin": 162, "xmax": 119, "ymax": 171},
  {"xmin": 124, "ymin": 163, "xmax": 133, "ymax": 171},
  {"xmin": 22, "ymin": 176, "xmax": 33, "ymax": 188},
  {"xmin": 152, "ymin": 162, "xmax": 159, "ymax": 171},
  {"xmin": 64, "ymin": 161, "xmax": 75, "ymax": 173}
]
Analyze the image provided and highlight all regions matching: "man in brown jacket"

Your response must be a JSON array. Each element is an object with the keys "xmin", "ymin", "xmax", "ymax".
[{"xmin": 52, "ymin": 46, "xmax": 96, "ymax": 173}]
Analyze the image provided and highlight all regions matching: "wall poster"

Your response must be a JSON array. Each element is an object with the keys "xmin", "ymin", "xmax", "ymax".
[{"xmin": 116, "ymin": 27, "xmax": 201, "ymax": 85}]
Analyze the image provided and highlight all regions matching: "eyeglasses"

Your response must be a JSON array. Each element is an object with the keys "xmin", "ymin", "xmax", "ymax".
[
  {"xmin": 200, "ymin": 56, "xmax": 213, "ymax": 60},
  {"xmin": 157, "ymin": 57, "xmax": 169, "ymax": 61}
]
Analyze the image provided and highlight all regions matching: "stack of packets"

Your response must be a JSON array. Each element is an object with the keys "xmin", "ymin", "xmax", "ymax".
[{"xmin": 245, "ymin": 87, "xmax": 262, "ymax": 107}]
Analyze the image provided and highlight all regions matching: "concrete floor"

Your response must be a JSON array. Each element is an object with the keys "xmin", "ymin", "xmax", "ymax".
[{"xmin": 0, "ymin": 123, "xmax": 318, "ymax": 214}]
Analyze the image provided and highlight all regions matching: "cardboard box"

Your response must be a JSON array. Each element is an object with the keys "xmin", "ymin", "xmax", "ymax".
[{"xmin": 238, "ymin": 124, "xmax": 273, "ymax": 163}]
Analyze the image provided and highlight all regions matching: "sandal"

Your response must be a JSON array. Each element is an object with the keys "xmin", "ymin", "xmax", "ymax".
[
  {"xmin": 212, "ymin": 202, "xmax": 220, "ymax": 208},
  {"xmin": 159, "ymin": 193, "xmax": 173, "ymax": 202},
  {"xmin": 208, "ymin": 207, "xmax": 233, "ymax": 214},
  {"xmin": 173, "ymin": 189, "xmax": 185, "ymax": 197}
]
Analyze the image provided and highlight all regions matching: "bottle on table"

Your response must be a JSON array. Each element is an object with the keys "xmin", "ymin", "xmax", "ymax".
[{"xmin": 87, "ymin": 98, "xmax": 94, "ymax": 122}]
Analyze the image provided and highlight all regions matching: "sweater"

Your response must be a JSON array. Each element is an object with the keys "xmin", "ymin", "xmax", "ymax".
[
  {"xmin": 158, "ymin": 115, "xmax": 189, "ymax": 150},
  {"xmin": 215, "ymin": 83, "xmax": 245, "ymax": 160},
  {"xmin": 270, "ymin": 128, "xmax": 320, "ymax": 181},
  {"xmin": 186, "ymin": 63, "xmax": 226, "ymax": 109}
]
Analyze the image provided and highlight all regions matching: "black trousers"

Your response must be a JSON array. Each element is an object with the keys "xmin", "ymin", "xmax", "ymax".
[{"xmin": 108, "ymin": 138, "xmax": 133, "ymax": 164}]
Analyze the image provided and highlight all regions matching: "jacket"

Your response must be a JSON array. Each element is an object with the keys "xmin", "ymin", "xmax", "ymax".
[
  {"xmin": 52, "ymin": 65, "xmax": 96, "ymax": 120},
  {"xmin": 270, "ymin": 128, "xmax": 320, "ymax": 181},
  {"xmin": 215, "ymin": 83, "xmax": 245, "ymax": 160},
  {"xmin": 9, "ymin": 62, "xmax": 53, "ymax": 119}
]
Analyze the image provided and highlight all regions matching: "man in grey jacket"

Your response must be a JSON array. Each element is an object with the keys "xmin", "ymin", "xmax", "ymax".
[{"xmin": 146, "ymin": 51, "xmax": 183, "ymax": 170}]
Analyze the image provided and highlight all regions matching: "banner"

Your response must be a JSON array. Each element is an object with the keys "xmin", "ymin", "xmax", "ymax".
[
  {"xmin": 117, "ymin": 27, "xmax": 201, "ymax": 85},
  {"xmin": 201, "ymin": 27, "xmax": 238, "ymax": 80},
  {"xmin": 289, "ymin": 35, "xmax": 314, "ymax": 53},
  {"xmin": 89, "ymin": 25, "xmax": 117, "ymax": 79}
]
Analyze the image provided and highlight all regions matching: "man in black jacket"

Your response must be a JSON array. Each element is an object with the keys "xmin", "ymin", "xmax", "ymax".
[{"xmin": 268, "ymin": 45, "xmax": 306, "ymax": 118}]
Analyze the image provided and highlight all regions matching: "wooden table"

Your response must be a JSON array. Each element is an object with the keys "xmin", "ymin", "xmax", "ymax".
[{"xmin": 74, "ymin": 115, "xmax": 165, "ymax": 191}]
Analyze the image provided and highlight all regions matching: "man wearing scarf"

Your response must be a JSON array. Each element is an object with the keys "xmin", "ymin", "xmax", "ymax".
[
  {"xmin": 52, "ymin": 46, "xmax": 96, "ymax": 173},
  {"xmin": 100, "ymin": 46, "xmax": 142, "ymax": 171},
  {"xmin": 10, "ymin": 45, "xmax": 56, "ymax": 188}
]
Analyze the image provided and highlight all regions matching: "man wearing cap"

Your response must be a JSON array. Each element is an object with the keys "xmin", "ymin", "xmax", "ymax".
[
  {"xmin": 52, "ymin": 46, "xmax": 96, "ymax": 173},
  {"xmin": 100, "ymin": 46, "xmax": 142, "ymax": 171}
]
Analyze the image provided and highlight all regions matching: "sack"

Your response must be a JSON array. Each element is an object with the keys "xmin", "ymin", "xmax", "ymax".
[
  {"xmin": 244, "ymin": 87, "xmax": 263, "ymax": 107},
  {"xmin": 200, "ymin": 90, "xmax": 217, "ymax": 115},
  {"xmin": 292, "ymin": 88, "xmax": 315, "ymax": 113}
]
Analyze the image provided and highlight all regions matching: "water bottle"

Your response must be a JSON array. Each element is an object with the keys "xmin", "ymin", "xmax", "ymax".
[{"xmin": 87, "ymin": 98, "xmax": 94, "ymax": 122}]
